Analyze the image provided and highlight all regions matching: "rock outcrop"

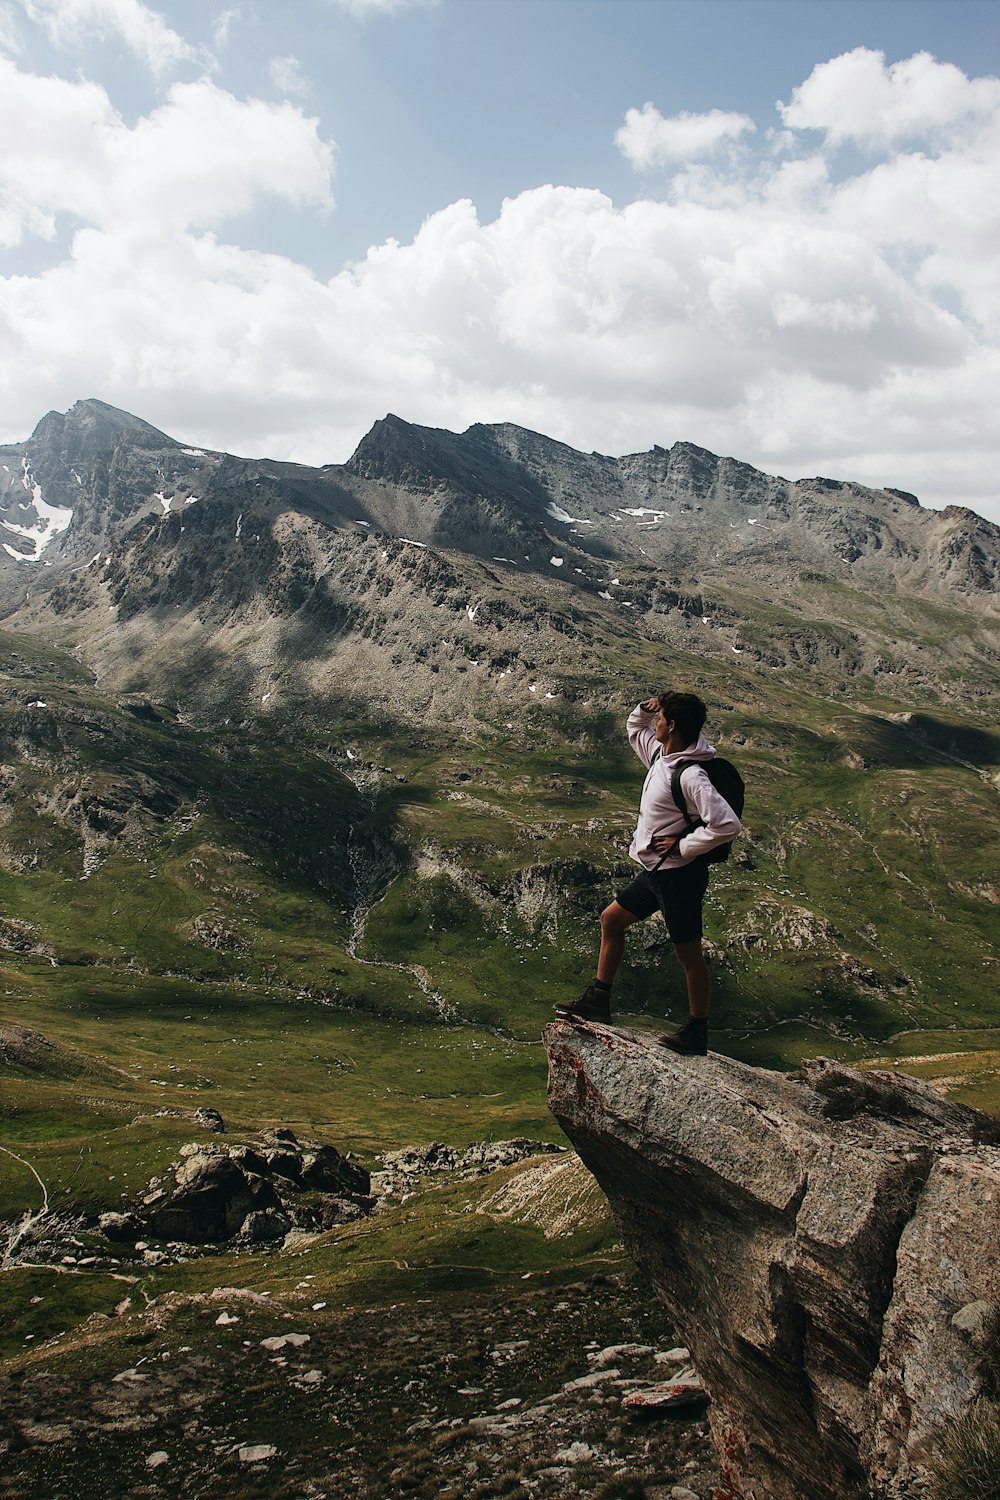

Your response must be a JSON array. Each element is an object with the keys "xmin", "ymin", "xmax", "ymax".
[
  {"xmin": 110, "ymin": 1128, "xmax": 374, "ymax": 1246},
  {"xmin": 545, "ymin": 1021, "xmax": 1000, "ymax": 1500}
]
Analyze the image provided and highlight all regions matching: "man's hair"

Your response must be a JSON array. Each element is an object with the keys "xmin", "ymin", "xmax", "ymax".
[{"xmin": 657, "ymin": 691, "xmax": 707, "ymax": 747}]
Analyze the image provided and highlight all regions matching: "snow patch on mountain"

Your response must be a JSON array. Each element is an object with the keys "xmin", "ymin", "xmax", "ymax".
[
  {"xmin": 547, "ymin": 502, "xmax": 593, "ymax": 525},
  {"xmin": 1, "ymin": 459, "xmax": 73, "ymax": 561}
]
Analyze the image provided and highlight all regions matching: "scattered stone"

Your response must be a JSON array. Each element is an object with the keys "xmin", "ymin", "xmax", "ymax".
[
  {"xmin": 195, "ymin": 1107, "xmax": 224, "ymax": 1133},
  {"xmin": 260, "ymin": 1333, "xmax": 310, "ymax": 1352},
  {"xmin": 372, "ymin": 1138, "xmax": 564, "ymax": 1198},
  {"xmin": 146, "ymin": 1452, "xmax": 169, "ymax": 1469},
  {"xmin": 589, "ymin": 1343, "xmax": 654, "ymax": 1366},
  {"xmin": 655, "ymin": 1347, "xmax": 691, "ymax": 1364},
  {"xmin": 562, "ymin": 1369, "xmax": 620, "ymax": 1392},
  {"xmin": 553, "ymin": 1441, "xmax": 596, "ymax": 1463},
  {"xmin": 238, "ymin": 1444, "xmax": 276, "ymax": 1463},
  {"xmin": 623, "ymin": 1374, "xmax": 707, "ymax": 1413},
  {"xmin": 215, "ymin": 1312, "xmax": 239, "ymax": 1326}
]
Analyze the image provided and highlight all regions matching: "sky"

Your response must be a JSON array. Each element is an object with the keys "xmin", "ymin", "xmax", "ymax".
[{"xmin": 1, "ymin": 0, "xmax": 999, "ymax": 522}]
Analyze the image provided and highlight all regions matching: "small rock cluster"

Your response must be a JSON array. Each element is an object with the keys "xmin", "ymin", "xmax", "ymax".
[
  {"xmin": 100, "ymin": 1127, "xmax": 373, "ymax": 1248},
  {"xmin": 371, "ymin": 1137, "xmax": 565, "ymax": 1200}
]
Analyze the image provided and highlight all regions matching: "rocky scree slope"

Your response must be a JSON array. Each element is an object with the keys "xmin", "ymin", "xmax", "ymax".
[{"xmin": 546, "ymin": 1021, "xmax": 1000, "ymax": 1500}]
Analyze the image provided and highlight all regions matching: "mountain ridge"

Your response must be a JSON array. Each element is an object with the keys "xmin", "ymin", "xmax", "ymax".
[{"xmin": 0, "ymin": 398, "xmax": 997, "ymax": 726}]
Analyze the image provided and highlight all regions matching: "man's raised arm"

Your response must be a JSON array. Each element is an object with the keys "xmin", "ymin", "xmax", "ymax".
[{"xmin": 627, "ymin": 696, "xmax": 660, "ymax": 768}]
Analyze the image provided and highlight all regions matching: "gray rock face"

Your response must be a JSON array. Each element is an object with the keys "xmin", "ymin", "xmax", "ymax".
[{"xmin": 544, "ymin": 1022, "xmax": 1000, "ymax": 1500}]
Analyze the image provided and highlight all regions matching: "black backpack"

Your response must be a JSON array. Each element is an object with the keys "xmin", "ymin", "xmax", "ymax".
[{"xmin": 658, "ymin": 753, "xmax": 745, "ymax": 864}]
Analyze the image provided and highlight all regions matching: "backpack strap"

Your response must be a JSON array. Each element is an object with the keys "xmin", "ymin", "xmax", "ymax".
[
  {"xmin": 670, "ymin": 758, "xmax": 702, "ymax": 834},
  {"xmin": 648, "ymin": 753, "xmax": 699, "ymax": 872}
]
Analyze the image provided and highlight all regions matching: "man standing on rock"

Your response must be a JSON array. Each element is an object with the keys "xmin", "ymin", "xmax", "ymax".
[{"xmin": 556, "ymin": 693, "xmax": 742, "ymax": 1054}]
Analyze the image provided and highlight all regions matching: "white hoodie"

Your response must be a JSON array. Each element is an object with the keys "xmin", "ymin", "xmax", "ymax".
[{"xmin": 626, "ymin": 704, "xmax": 742, "ymax": 870}]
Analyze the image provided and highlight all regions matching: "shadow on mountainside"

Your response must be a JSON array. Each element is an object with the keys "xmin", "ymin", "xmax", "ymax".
[{"xmin": 854, "ymin": 713, "xmax": 1000, "ymax": 770}]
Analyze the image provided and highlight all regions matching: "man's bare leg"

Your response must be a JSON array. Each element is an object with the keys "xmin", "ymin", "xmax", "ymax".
[
  {"xmin": 672, "ymin": 938, "xmax": 710, "ymax": 1020},
  {"xmin": 597, "ymin": 900, "xmax": 641, "ymax": 984},
  {"xmin": 555, "ymin": 901, "xmax": 640, "ymax": 1020}
]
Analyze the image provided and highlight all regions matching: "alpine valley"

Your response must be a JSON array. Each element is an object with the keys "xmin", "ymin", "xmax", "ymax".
[{"xmin": 0, "ymin": 398, "xmax": 998, "ymax": 1499}]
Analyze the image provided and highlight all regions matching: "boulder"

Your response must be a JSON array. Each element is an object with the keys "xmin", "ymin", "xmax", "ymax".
[
  {"xmin": 98, "ymin": 1211, "xmax": 141, "ymax": 1242},
  {"xmin": 545, "ymin": 1022, "xmax": 1000, "ymax": 1500},
  {"xmin": 238, "ymin": 1209, "xmax": 292, "ymax": 1245},
  {"xmin": 261, "ymin": 1148, "xmax": 303, "ymax": 1182},
  {"xmin": 226, "ymin": 1144, "xmax": 270, "ymax": 1175},
  {"xmin": 300, "ymin": 1144, "xmax": 370, "ymax": 1197},
  {"xmin": 147, "ymin": 1155, "xmax": 280, "ymax": 1243}
]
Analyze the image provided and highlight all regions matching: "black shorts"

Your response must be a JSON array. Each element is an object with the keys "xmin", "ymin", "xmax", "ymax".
[{"xmin": 615, "ymin": 861, "xmax": 710, "ymax": 946}]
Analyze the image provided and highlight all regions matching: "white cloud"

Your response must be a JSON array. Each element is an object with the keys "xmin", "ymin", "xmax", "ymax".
[
  {"xmin": 0, "ymin": 47, "xmax": 998, "ymax": 523},
  {"xmin": 0, "ymin": 3, "xmax": 24, "ymax": 54},
  {"xmin": 212, "ymin": 5, "xmax": 240, "ymax": 50},
  {"xmin": 780, "ymin": 47, "xmax": 1000, "ymax": 148},
  {"xmin": 615, "ymin": 103, "xmax": 756, "ymax": 168},
  {"xmin": 0, "ymin": 60, "xmax": 335, "ymax": 246},
  {"xmin": 19, "ymin": 0, "xmax": 204, "ymax": 77},
  {"xmin": 270, "ymin": 54, "xmax": 309, "ymax": 99}
]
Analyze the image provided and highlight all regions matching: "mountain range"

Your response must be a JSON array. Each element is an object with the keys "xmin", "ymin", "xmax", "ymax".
[{"xmin": 2, "ymin": 398, "xmax": 997, "ymax": 723}]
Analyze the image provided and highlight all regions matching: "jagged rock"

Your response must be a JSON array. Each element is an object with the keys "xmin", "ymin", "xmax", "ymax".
[
  {"xmin": 545, "ymin": 1022, "xmax": 1000, "ymax": 1500},
  {"xmin": 261, "ymin": 1147, "xmax": 303, "ymax": 1182},
  {"xmin": 194, "ymin": 1107, "xmax": 224, "ymax": 1133},
  {"xmin": 146, "ymin": 1154, "xmax": 281, "ymax": 1243},
  {"xmin": 299, "ymin": 1144, "xmax": 370, "ymax": 1196},
  {"xmin": 290, "ymin": 1196, "xmax": 371, "ymax": 1230},
  {"xmin": 237, "ymin": 1209, "xmax": 292, "ymax": 1245},
  {"xmin": 226, "ymin": 1144, "xmax": 270, "ymax": 1175},
  {"xmin": 128, "ymin": 1131, "xmax": 374, "ymax": 1246},
  {"xmin": 623, "ymin": 1371, "xmax": 707, "ymax": 1413}
]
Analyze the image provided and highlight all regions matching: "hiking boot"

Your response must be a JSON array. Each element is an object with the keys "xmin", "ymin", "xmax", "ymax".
[
  {"xmin": 659, "ymin": 1017, "xmax": 708, "ymax": 1056},
  {"xmin": 554, "ymin": 984, "xmax": 612, "ymax": 1024}
]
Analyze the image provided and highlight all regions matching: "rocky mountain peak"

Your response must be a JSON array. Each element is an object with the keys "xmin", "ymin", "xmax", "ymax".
[{"xmin": 30, "ymin": 399, "xmax": 177, "ymax": 467}]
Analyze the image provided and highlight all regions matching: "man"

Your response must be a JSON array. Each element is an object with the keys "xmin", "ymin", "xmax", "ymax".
[{"xmin": 556, "ymin": 691, "xmax": 741, "ymax": 1055}]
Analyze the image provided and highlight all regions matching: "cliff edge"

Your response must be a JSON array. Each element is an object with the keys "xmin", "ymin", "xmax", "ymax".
[{"xmin": 545, "ymin": 1021, "xmax": 999, "ymax": 1500}]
